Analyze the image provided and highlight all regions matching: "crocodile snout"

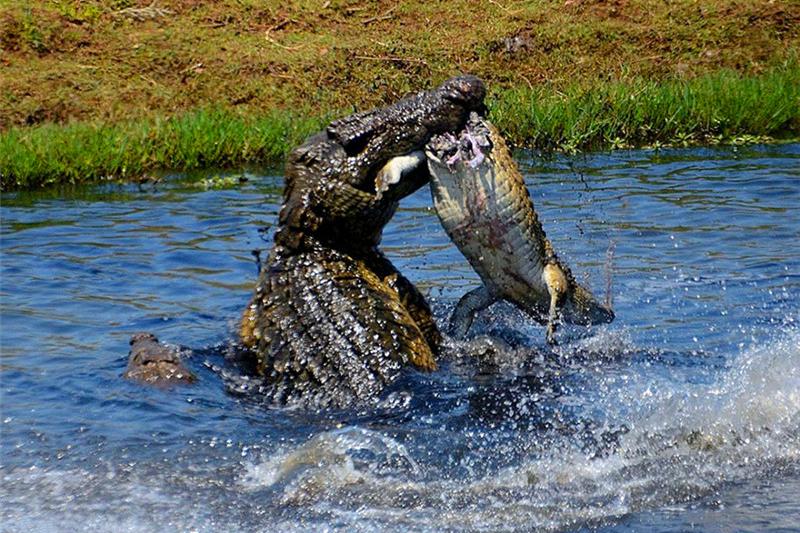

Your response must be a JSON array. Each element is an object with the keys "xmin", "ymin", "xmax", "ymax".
[
  {"xmin": 438, "ymin": 75, "xmax": 486, "ymax": 110},
  {"xmin": 124, "ymin": 332, "xmax": 196, "ymax": 385}
]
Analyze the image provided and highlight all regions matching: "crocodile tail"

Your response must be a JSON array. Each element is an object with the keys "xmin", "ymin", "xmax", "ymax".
[
  {"xmin": 248, "ymin": 246, "xmax": 436, "ymax": 407},
  {"xmin": 567, "ymin": 282, "xmax": 615, "ymax": 326}
]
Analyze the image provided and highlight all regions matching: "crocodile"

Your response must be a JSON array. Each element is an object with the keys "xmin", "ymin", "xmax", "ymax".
[
  {"xmin": 240, "ymin": 76, "xmax": 486, "ymax": 408},
  {"xmin": 123, "ymin": 332, "xmax": 197, "ymax": 386},
  {"xmin": 425, "ymin": 112, "xmax": 614, "ymax": 344}
]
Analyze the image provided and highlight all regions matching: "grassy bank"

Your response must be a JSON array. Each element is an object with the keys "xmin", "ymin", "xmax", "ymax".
[
  {"xmin": 1, "ymin": 0, "xmax": 799, "ymax": 189},
  {"xmin": 2, "ymin": 64, "xmax": 798, "ymax": 190},
  {"xmin": 491, "ymin": 63, "xmax": 800, "ymax": 152},
  {"xmin": 0, "ymin": 110, "xmax": 328, "ymax": 189}
]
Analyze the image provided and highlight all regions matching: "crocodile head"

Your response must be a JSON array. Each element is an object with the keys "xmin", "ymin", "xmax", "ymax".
[
  {"xmin": 275, "ymin": 76, "xmax": 486, "ymax": 254},
  {"xmin": 124, "ymin": 332, "xmax": 196, "ymax": 386}
]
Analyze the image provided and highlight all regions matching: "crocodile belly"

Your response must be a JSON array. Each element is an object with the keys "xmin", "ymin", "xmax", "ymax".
[
  {"xmin": 427, "ymin": 152, "xmax": 545, "ymax": 299},
  {"xmin": 426, "ymin": 113, "xmax": 615, "ymax": 335}
]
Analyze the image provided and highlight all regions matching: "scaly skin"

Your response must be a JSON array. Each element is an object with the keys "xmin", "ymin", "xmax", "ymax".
[
  {"xmin": 241, "ymin": 76, "xmax": 486, "ymax": 407},
  {"xmin": 426, "ymin": 116, "xmax": 614, "ymax": 344},
  {"xmin": 123, "ymin": 333, "xmax": 197, "ymax": 386}
]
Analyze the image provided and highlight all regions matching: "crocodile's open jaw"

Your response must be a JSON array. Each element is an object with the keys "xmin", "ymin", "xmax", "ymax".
[{"xmin": 426, "ymin": 112, "xmax": 492, "ymax": 169}]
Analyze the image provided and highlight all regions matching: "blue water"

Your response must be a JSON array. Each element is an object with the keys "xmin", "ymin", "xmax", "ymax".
[{"xmin": 1, "ymin": 144, "xmax": 799, "ymax": 532}]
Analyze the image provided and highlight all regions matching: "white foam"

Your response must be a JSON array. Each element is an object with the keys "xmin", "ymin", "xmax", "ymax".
[
  {"xmin": 4, "ymin": 332, "xmax": 798, "ymax": 532},
  {"xmin": 232, "ymin": 330, "xmax": 800, "ymax": 531}
]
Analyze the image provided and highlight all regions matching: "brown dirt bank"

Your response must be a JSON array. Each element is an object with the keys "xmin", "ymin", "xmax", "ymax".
[{"xmin": 2, "ymin": 0, "xmax": 798, "ymax": 130}]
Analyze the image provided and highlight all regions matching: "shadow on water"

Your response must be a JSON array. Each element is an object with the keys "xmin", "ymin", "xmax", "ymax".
[{"xmin": 1, "ymin": 145, "xmax": 799, "ymax": 532}]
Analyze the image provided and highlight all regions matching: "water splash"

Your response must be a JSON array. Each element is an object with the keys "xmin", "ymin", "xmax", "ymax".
[
  {"xmin": 2, "ymin": 145, "xmax": 799, "ymax": 532},
  {"xmin": 228, "ymin": 329, "xmax": 800, "ymax": 531}
]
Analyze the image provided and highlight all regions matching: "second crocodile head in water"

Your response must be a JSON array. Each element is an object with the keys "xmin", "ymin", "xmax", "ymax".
[
  {"xmin": 424, "ymin": 112, "xmax": 614, "ymax": 344},
  {"xmin": 123, "ymin": 332, "xmax": 197, "ymax": 386}
]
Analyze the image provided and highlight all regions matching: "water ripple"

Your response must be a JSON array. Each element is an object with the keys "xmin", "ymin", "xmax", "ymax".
[{"xmin": 1, "ymin": 146, "xmax": 799, "ymax": 532}]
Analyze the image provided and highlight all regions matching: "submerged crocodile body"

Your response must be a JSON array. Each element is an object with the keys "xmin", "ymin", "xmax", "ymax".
[
  {"xmin": 426, "ymin": 113, "xmax": 614, "ymax": 344},
  {"xmin": 240, "ymin": 76, "xmax": 486, "ymax": 407}
]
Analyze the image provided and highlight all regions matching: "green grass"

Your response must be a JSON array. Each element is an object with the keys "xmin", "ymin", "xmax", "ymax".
[
  {"xmin": 2, "ymin": 0, "xmax": 798, "ymax": 189},
  {"xmin": 3, "ymin": 0, "xmax": 798, "ymax": 129},
  {"xmin": 490, "ymin": 64, "xmax": 800, "ymax": 152},
  {"xmin": 1, "ymin": 109, "xmax": 328, "ymax": 189},
  {"xmin": 2, "ymin": 64, "xmax": 798, "ymax": 190}
]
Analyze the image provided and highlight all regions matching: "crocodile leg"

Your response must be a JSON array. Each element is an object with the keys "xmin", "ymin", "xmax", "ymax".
[
  {"xmin": 448, "ymin": 285, "xmax": 497, "ymax": 339},
  {"xmin": 543, "ymin": 263, "xmax": 569, "ymax": 345}
]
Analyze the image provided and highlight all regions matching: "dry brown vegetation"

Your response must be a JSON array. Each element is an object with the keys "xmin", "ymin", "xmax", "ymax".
[{"xmin": 2, "ymin": 0, "xmax": 798, "ymax": 129}]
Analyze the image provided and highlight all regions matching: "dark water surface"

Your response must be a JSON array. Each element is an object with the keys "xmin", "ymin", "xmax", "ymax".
[{"xmin": 1, "ymin": 144, "xmax": 799, "ymax": 532}]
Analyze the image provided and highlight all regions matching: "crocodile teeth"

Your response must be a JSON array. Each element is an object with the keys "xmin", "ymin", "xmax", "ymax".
[{"xmin": 374, "ymin": 150, "xmax": 426, "ymax": 200}]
